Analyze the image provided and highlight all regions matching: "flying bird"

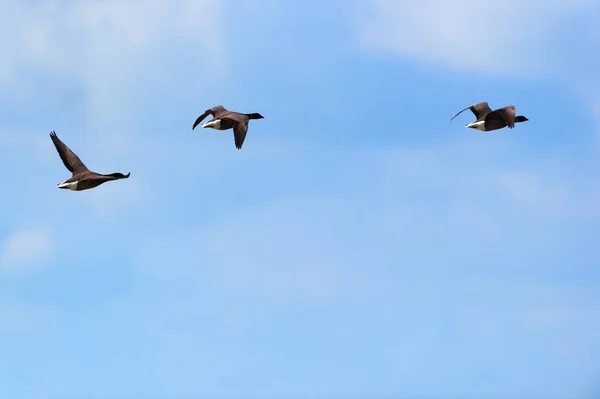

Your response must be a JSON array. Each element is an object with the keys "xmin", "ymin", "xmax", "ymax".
[
  {"xmin": 192, "ymin": 105, "xmax": 264, "ymax": 149},
  {"xmin": 451, "ymin": 102, "xmax": 528, "ymax": 131},
  {"xmin": 49, "ymin": 131, "xmax": 130, "ymax": 191}
]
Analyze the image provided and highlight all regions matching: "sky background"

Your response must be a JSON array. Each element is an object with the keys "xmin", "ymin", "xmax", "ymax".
[{"xmin": 1, "ymin": 0, "xmax": 600, "ymax": 398}]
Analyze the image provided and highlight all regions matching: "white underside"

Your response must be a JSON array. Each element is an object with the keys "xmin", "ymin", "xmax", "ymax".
[
  {"xmin": 466, "ymin": 120, "xmax": 486, "ymax": 131},
  {"xmin": 202, "ymin": 119, "xmax": 221, "ymax": 129},
  {"xmin": 58, "ymin": 180, "xmax": 78, "ymax": 190}
]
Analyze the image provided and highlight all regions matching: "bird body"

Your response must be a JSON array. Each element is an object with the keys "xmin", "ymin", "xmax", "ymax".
[
  {"xmin": 49, "ymin": 131, "xmax": 130, "ymax": 191},
  {"xmin": 451, "ymin": 101, "xmax": 528, "ymax": 131},
  {"xmin": 192, "ymin": 105, "xmax": 264, "ymax": 149}
]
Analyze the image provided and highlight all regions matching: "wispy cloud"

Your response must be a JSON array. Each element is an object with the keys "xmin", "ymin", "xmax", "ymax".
[
  {"xmin": 136, "ymin": 138, "xmax": 600, "ymax": 304},
  {"xmin": 0, "ymin": 227, "xmax": 53, "ymax": 269},
  {"xmin": 129, "ymin": 134, "xmax": 600, "ymax": 396},
  {"xmin": 357, "ymin": 0, "xmax": 592, "ymax": 76},
  {"xmin": 0, "ymin": 1, "xmax": 598, "ymax": 397},
  {"xmin": 494, "ymin": 167, "xmax": 600, "ymax": 220},
  {"xmin": 0, "ymin": 0, "xmax": 227, "ymax": 128}
]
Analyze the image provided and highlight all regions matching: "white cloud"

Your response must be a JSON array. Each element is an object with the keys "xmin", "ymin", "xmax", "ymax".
[
  {"xmin": 135, "ymin": 138, "xmax": 600, "ymax": 308},
  {"xmin": 136, "ymin": 203, "xmax": 372, "ymax": 306},
  {"xmin": 495, "ymin": 171, "xmax": 600, "ymax": 219},
  {"xmin": 0, "ymin": 227, "xmax": 53, "ymax": 269},
  {"xmin": 0, "ymin": 0, "xmax": 227, "ymax": 126},
  {"xmin": 381, "ymin": 140, "xmax": 600, "ymax": 218},
  {"xmin": 357, "ymin": 0, "xmax": 592, "ymax": 76},
  {"xmin": 0, "ymin": 1, "xmax": 229, "ymax": 225}
]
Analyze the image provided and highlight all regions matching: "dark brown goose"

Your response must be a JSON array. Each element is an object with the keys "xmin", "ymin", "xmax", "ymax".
[
  {"xmin": 192, "ymin": 105, "xmax": 264, "ymax": 149},
  {"xmin": 49, "ymin": 131, "xmax": 130, "ymax": 191},
  {"xmin": 451, "ymin": 102, "xmax": 528, "ymax": 131}
]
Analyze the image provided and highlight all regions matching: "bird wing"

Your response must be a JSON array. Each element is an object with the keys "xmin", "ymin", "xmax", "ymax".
[
  {"xmin": 192, "ymin": 105, "xmax": 228, "ymax": 130},
  {"xmin": 49, "ymin": 131, "xmax": 89, "ymax": 174},
  {"xmin": 471, "ymin": 102, "xmax": 493, "ymax": 120},
  {"xmin": 192, "ymin": 110, "xmax": 212, "ymax": 130},
  {"xmin": 451, "ymin": 102, "xmax": 493, "ymax": 121},
  {"xmin": 221, "ymin": 117, "xmax": 248, "ymax": 149},
  {"xmin": 496, "ymin": 105, "xmax": 516, "ymax": 128},
  {"xmin": 485, "ymin": 106, "xmax": 516, "ymax": 128},
  {"xmin": 211, "ymin": 105, "xmax": 227, "ymax": 115}
]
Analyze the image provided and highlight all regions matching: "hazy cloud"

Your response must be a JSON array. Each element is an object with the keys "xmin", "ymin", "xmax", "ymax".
[
  {"xmin": 0, "ymin": 0, "xmax": 227, "ymax": 126},
  {"xmin": 357, "ymin": 0, "xmax": 591, "ymax": 76},
  {"xmin": 136, "ymin": 139, "xmax": 600, "ymax": 304},
  {"xmin": 0, "ymin": 227, "xmax": 53, "ymax": 269}
]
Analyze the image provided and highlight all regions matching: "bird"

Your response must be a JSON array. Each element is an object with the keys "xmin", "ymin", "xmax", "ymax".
[
  {"xmin": 49, "ymin": 131, "xmax": 130, "ymax": 191},
  {"xmin": 192, "ymin": 105, "xmax": 264, "ymax": 149},
  {"xmin": 451, "ymin": 102, "xmax": 529, "ymax": 131}
]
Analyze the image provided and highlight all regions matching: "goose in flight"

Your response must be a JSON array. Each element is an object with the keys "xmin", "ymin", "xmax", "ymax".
[
  {"xmin": 192, "ymin": 105, "xmax": 264, "ymax": 149},
  {"xmin": 451, "ymin": 102, "xmax": 528, "ymax": 131},
  {"xmin": 49, "ymin": 131, "xmax": 130, "ymax": 191}
]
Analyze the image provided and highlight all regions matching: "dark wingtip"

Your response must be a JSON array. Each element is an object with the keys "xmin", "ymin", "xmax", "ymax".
[{"xmin": 192, "ymin": 119, "xmax": 202, "ymax": 130}]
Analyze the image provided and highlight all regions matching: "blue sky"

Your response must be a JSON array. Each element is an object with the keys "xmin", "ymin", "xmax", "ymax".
[{"xmin": 1, "ymin": 0, "xmax": 599, "ymax": 397}]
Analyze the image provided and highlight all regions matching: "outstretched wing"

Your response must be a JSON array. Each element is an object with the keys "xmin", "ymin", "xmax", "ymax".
[
  {"xmin": 496, "ymin": 105, "xmax": 516, "ymax": 128},
  {"xmin": 231, "ymin": 120, "xmax": 248, "ymax": 150},
  {"xmin": 192, "ymin": 105, "xmax": 228, "ymax": 129},
  {"xmin": 49, "ymin": 131, "xmax": 89, "ymax": 174},
  {"xmin": 451, "ymin": 102, "xmax": 493, "ymax": 121},
  {"xmin": 485, "ymin": 106, "xmax": 516, "ymax": 128},
  {"xmin": 192, "ymin": 110, "xmax": 212, "ymax": 130}
]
